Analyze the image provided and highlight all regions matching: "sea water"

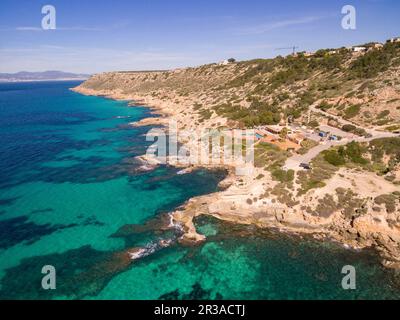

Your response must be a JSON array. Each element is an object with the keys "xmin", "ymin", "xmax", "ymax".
[{"xmin": 0, "ymin": 81, "xmax": 399, "ymax": 300}]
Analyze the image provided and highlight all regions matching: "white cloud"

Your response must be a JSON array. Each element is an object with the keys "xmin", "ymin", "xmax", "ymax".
[
  {"xmin": 233, "ymin": 16, "xmax": 325, "ymax": 35},
  {"xmin": 16, "ymin": 27, "xmax": 43, "ymax": 31},
  {"xmin": 15, "ymin": 26, "xmax": 104, "ymax": 32},
  {"xmin": 13, "ymin": 21, "xmax": 131, "ymax": 32}
]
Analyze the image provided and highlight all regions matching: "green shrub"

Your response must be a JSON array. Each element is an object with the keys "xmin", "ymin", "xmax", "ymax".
[
  {"xmin": 336, "ymin": 188, "xmax": 366, "ymax": 218},
  {"xmin": 349, "ymin": 43, "xmax": 400, "ymax": 79},
  {"xmin": 377, "ymin": 110, "xmax": 390, "ymax": 119},
  {"xmin": 344, "ymin": 142, "xmax": 369, "ymax": 165},
  {"xmin": 341, "ymin": 124, "xmax": 368, "ymax": 137},
  {"xmin": 317, "ymin": 101, "xmax": 332, "ymax": 111},
  {"xmin": 199, "ymin": 109, "xmax": 213, "ymax": 120},
  {"xmin": 296, "ymin": 155, "xmax": 338, "ymax": 195},
  {"xmin": 308, "ymin": 120, "xmax": 319, "ymax": 128},
  {"xmin": 369, "ymin": 138, "xmax": 400, "ymax": 160},
  {"xmin": 213, "ymin": 101, "xmax": 281, "ymax": 127},
  {"xmin": 344, "ymin": 105, "xmax": 361, "ymax": 119},
  {"xmin": 323, "ymin": 150, "xmax": 346, "ymax": 166},
  {"xmin": 375, "ymin": 194, "xmax": 397, "ymax": 213},
  {"xmin": 271, "ymin": 169, "xmax": 294, "ymax": 183},
  {"xmin": 342, "ymin": 124, "xmax": 357, "ymax": 132}
]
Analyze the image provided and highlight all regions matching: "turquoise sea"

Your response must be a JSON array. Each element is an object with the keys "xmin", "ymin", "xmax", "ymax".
[{"xmin": 0, "ymin": 81, "xmax": 399, "ymax": 300}]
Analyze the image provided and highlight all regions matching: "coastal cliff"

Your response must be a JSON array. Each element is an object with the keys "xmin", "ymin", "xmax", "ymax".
[{"xmin": 73, "ymin": 42, "xmax": 400, "ymax": 268}]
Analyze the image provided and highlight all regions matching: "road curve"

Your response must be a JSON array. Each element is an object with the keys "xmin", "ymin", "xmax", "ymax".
[{"xmin": 284, "ymin": 107, "xmax": 398, "ymax": 171}]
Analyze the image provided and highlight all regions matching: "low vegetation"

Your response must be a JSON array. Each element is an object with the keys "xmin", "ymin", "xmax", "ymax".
[
  {"xmin": 271, "ymin": 168, "xmax": 295, "ymax": 183},
  {"xmin": 320, "ymin": 138, "xmax": 400, "ymax": 181},
  {"xmin": 343, "ymin": 105, "xmax": 361, "ymax": 119},
  {"xmin": 297, "ymin": 155, "xmax": 339, "ymax": 195},
  {"xmin": 348, "ymin": 42, "xmax": 400, "ymax": 79},
  {"xmin": 311, "ymin": 188, "xmax": 367, "ymax": 218},
  {"xmin": 323, "ymin": 141, "xmax": 369, "ymax": 167},
  {"xmin": 297, "ymin": 139, "xmax": 319, "ymax": 155},
  {"xmin": 213, "ymin": 100, "xmax": 281, "ymax": 127},
  {"xmin": 254, "ymin": 142, "xmax": 289, "ymax": 169},
  {"xmin": 374, "ymin": 194, "xmax": 398, "ymax": 213},
  {"xmin": 341, "ymin": 124, "xmax": 369, "ymax": 137}
]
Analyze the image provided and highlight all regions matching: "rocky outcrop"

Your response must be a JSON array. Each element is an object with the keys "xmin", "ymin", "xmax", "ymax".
[{"xmin": 72, "ymin": 48, "xmax": 400, "ymax": 268}]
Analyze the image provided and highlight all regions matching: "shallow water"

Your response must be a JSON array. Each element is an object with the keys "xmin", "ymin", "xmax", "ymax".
[{"xmin": 0, "ymin": 81, "xmax": 399, "ymax": 300}]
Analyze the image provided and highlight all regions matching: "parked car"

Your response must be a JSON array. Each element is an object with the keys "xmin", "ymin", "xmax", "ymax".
[
  {"xmin": 329, "ymin": 135, "xmax": 338, "ymax": 141},
  {"xmin": 300, "ymin": 163, "xmax": 311, "ymax": 170},
  {"xmin": 318, "ymin": 131, "xmax": 328, "ymax": 137}
]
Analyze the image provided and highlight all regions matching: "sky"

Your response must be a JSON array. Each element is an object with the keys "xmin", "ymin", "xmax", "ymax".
[{"xmin": 0, "ymin": 0, "xmax": 399, "ymax": 74}]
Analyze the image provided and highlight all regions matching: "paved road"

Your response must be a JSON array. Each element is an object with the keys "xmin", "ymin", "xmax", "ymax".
[
  {"xmin": 284, "ymin": 107, "xmax": 399, "ymax": 171},
  {"xmin": 318, "ymin": 124, "xmax": 355, "ymax": 139},
  {"xmin": 284, "ymin": 139, "xmax": 348, "ymax": 170}
]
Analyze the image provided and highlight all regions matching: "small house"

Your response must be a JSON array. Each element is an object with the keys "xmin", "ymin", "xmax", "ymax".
[
  {"xmin": 387, "ymin": 37, "xmax": 400, "ymax": 43},
  {"xmin": 265, "ymin": 125, "xmax": 285, "ymax": 135},
  {"xmin": 218, "ymin": 58, "xmax": 236, "ymax": 66},
  {"xmin": 367, "ymin": 43, "xmax": 384, "ymax": 52},
  {"xmin": 352, "ymin": 46, "xmax": 367, "ymax": 53},
  {"xmin": 288, "ymin": 132, "xmax": 305, "ymax": 145},
  {"xmin": 372, "ymin": 43, "xmax": 384, "ymax": 49}
]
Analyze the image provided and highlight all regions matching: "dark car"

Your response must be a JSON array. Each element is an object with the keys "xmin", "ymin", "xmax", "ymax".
[{"xmin": 300, "ymin": 163, "xmax": 311, "ymax": 170}]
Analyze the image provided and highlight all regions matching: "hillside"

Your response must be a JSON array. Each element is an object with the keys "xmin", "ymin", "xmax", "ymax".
[
  {"xmin": 0, "ymin": 71, "xmax": 90, "ymax": 82},
  {"xmin": 74, "ymin": 41, "xmax": 400, "ymax": 268},
  {"xmin": 78, "ymin": 41, "xmax": 400, "ymax": 131}
]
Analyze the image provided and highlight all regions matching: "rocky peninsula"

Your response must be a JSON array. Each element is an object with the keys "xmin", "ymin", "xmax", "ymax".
[{"xmin": 72, "ymin": 41, "xmax": 400, "ymax": 268}]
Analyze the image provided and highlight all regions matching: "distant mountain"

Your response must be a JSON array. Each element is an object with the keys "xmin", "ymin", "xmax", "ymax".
[{"xmin": 0, "ymin": 71, "xmax": 90, "ymax": 82}]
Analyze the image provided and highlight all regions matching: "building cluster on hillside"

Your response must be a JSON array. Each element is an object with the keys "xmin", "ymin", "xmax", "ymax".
[
  {"xmin": 247, "ymin": 124, "xmax": 343, "ymax": 152},
  {"xmin": 350, "ymin": 42, "xmax": 384, "ymax": 53},
  {"xmin": 253, "ymin": 125, "xmax": 306, "ymax": 151},
  {"xmin": 387, "ymin": 37, "xmax": 400, "ymax": 43},
  {"xmin": 300, "ymin": 37, "xmax": 399, "ymax": 57}
]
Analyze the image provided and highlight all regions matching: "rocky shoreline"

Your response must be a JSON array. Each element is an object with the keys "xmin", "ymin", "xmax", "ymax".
[{"xmin": 71, "ymin": 74, "xmax": 400, "ymax": 269}]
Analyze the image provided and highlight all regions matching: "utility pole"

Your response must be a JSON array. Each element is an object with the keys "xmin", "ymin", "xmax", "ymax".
[{"xmin": 276, "ymin": 46, "xmax": 299, "ymax": 56}]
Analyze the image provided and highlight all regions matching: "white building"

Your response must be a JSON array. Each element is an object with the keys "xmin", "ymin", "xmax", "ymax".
[
  {"xmin": 218, "ymin": 58, "xmax": 235, "ymax": 66},
  {"xmin": 352, "ymin": 46, "xmax": 367, "ymax": 53},
  {"xmin": 371, "ymin": 42, "xmax": 384, "ymax": 48},
  {"xmin": 387, "ymin": 37, "xmax": 400, "ymax": 43}
]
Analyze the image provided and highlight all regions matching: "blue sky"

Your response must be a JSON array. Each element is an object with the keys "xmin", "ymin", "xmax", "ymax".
[{"xmin": 0, "ymin": 0, "xmax": 399, "ymax": 73}]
